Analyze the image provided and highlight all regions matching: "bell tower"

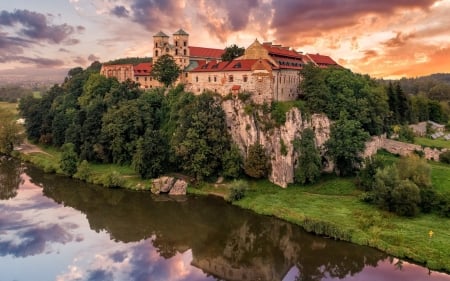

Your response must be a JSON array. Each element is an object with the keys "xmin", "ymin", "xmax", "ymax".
[
  {"xmin": 173, "ymin": 29, "xmax": 189, "ymax": 68},
  {"xmin": 153, "ymin": 31, "xmax": 170, "ymax": 63}
]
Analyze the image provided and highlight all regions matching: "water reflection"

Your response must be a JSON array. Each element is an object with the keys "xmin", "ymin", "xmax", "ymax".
[
  {"xmin": 0, "ymin": 157, "xmax": 24, "ymax": 199},
  {"xmin": 0, "ymin": 160, "xmax": 449, "ymax": 281}
]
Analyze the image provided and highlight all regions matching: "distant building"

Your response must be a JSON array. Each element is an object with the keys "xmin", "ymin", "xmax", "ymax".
[{"xmin": 100, "ymin": 29, "xmax": 339, "ymax": 102}]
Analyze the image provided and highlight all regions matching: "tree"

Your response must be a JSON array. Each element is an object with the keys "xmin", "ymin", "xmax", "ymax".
[
  {"xmin": 325, "ymin": 112, "xmax": 369, "ymax": 176},
  {"xmin": 222, "ymin": 144, "xmax": 243, "ymax": 179},
  {"xmin": 132, "ymin": 129, "xmax": 167, "ymax": 179},
  {"xmin": 0, "ymin": 109, "xmax": 24, "ymax": 156},
  {"xmin": 151, "ymin": 54, "xmax": 181, "ymax": 87},
  {"xmin": 59, "ymin": 143, "xmax": 79, "ymax": 176},
  {"xmin": 294, "ymin": 128, "xmax": 322, "ymax": 184},
  {"xmin": 173, "ymin": 93, "xmax": 231, "ymax": 180},
  {"xmin": 299, "ymin": 63, "xmax": 330, "ymax": 113},
  {"xmin": 244, "ymin": 143, "xmax": 270, "ymax": 178},
  {"xmin": 221, "ymin": 44, "xmax": 245, "ymax": 61}
]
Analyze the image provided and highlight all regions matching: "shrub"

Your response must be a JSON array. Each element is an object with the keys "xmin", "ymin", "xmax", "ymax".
[
  {"xmin": 244, "ymin": 143, "xmax": 270, "ymax": 178},
  {"xmin": 439, "ymin": 150, "xmax": 450, "ymax": 164},
  {"xmin": 100, "ymin": 170, "xmax": 125, "ymax": 188},
  {"xmin": 391, "ymin": 180, "xmax": 421, "ymax": 217},
  {"xmin": 74, "ymin": 160, "xmax": 91, "ymax": 181},
  {"xmin": 59, "ymin": 143, "xmax": 78, "ymax": 176},
  {"xmin": 227, "ymin": 180, "xmax": 247, "ymax": 202},
  {"xmin": 398, "ymin": 125, "xmax": 415, "ymax": 143}
]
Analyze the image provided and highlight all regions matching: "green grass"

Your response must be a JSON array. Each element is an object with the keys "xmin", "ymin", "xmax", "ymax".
[
  {"xmin": 415, "ymin": 136, "xmax": 450, "ymax": 149},
  {"xmin": 0, "ymin": 102, "xmax": 19, "ymax": 117}
]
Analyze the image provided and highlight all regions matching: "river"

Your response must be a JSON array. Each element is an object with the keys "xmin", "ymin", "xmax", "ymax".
[{"xmin": 0, "ymin": 158, "xmax": 449, "ymax": 281}]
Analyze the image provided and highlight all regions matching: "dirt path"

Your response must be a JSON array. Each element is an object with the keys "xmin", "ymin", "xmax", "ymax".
[{"xmin": 15, "ymin": 140, "xmax": 52, "ymax": 156}]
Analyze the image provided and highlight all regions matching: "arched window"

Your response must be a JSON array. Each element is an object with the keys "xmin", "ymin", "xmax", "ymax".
[
  {"xmin": 183, "ymin": 49, "xmax": 187, "ymax": 56},
  {"xmin": 175, "ymin": 49, "xmax": 178, "ymax": 55},
  {"xmin": 155, "ymin": 50, "xmax": 159, "ymax": 57}
]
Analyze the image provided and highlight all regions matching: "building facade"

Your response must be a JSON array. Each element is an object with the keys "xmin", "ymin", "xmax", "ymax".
[{"xmin": 100, "ymin": 29, "xmax": 339, "ymax": 102}]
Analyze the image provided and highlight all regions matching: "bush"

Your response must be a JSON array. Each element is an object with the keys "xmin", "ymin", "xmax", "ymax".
[
  {"xmin": 227, "ymin": 180, "xmax": 247, "ymax": 202},
  {"xmin": 391, "ymin": 180, "xmax": 421, "ymax": 217},
  {"xmin": 244, "ymin": 143, "xmax": 270, "ymax": 178},
  {"xmin": 439, "ymin": 150, "xmax": 450, "ymax": 164},
  {"xmin": 435, "ymin": 193, "xmax": 450, "ymax": 217},
  {"xmin": 59, "ymin": 143, "xmax": 78, "ymax": 176},
  {"xmin": 100, "ymin": 170, "xmax": 125, "ymax": 188},
  {"xmin": 398, "ymin": 125, "xmax": 415, "ymax": 143},
  {"xmin": 74, "ymin": 160, "xmax": 91, "ymax": 181}
]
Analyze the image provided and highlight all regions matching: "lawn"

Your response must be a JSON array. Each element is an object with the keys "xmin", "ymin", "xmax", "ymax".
[{"xmin": 415, "ymin": 136, "xmax": 450, "ymax": 149}]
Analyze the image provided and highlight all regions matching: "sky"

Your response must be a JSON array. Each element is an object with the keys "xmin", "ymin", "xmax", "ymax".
[{"xmin": 1, "ymin": 0, "xmax": 450, "ymax": 82}]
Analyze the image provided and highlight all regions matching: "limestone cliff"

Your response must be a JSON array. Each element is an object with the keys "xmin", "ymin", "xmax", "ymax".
[{"xmin": 222, "ymin": 98, "xmax": 331, "ymax": 187}]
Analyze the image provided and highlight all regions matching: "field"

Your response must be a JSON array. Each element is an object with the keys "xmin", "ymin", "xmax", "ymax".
[{"xmin": 415, "ymin": 136, "xmax": 450, "ymax": 149}]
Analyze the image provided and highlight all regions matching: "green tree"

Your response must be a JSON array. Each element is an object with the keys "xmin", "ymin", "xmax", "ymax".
[
  {"xmin": 151, "ymin": 54, "xmax": 181, "ymax": 87},
  {"xmin": 222, "ymin": 144, "xmax": 243, "ymax": 179},
  {"xmin": 299, "ymin": 63, "xmax": 330, "ymax": 113},
  {"xmin": 391, "ymin": 179, "xmax": 421, "ymax": 217},
  {"xmin": 244, "ymin": 143, "xmax": 270, "ymax": 178},
  {"xmin": 59, "ymin": 143, "xmax": 79, "ymax": 176},
  {"xmin": 132, "ymin": 129, "xmax": 167, "ymax": 179},
  {"xmin": 0, "ymin": 110, "xmax": 24, "ymax": 155},
  {"xmin": 294, "ymin": 128, "xmax": 322, "ymax": 184},
  {"xmin": 325, "ymin": 112, "xmax": 369, "ymax": 176},
  {"xmin": 173, "ymin": 93, "xmax": 231, "ymax": 180},
  {"xmin": 221, "ymin": 44, "xmax": 245, "ymax": 61}
]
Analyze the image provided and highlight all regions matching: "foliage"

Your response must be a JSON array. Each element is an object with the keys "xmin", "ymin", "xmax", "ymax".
[
  {"xmin": 356, "ymin": 156, "xmax": 386, "ymax": 191},
  {"xmin": 244, "ymin": 143, "xmax": 270, "ymax": 178},
  {"xmin": 0, "ymin": 86, "xmax": 34, "ymax": 102},
  {"xmin": 59, "ymin": 143, "xmax": 79, "ymax": 176},
  {"xmin": 325, "ymin": 112, "xmax": 369, "ymax": 176},
  {"xmin": 300, "ymin": 65, "xmax": 389, "ymax": 135},
  {"xmin": 221, "ymin": 144, "xmax": 243, "ymax": 179},
  {"xmin": 294, "ymin": 128, "xmax": 322, "ymax": 184},
  {"xmin": 74, "ymin": 160, "xmax": 91, "ymax": 181},
  {"xmin": 103, "ymin": 57, "xmax": 152, "ymax": 66},
  {"xmin": 226, "ymin": 180, "xmax": 248, "ymax": 202},
  {"xmin": 0, "ymin": 109, "xmax": 24, "ymax": 156},
  {"xmin": 221, "ymin": 44, "xmax": 245, "ymax": 61},
  {"xmin": 371, "ymin": 155, "xmax": 433, "ymax": 216},
  {"xmin": 398, "ymin": 125, "xmax": 415, "ymax": 143},
  {"xmin": 99, "ymin": 170, "xmax": 125, "ymax": 188},
  {"xmin": 150, "ymin": 54, "xmax": 181, "ymax": 87},
  {"xmin": 132, "ymin": 129, "xmax": 167, "ymax": 179},
  {"xmin": 172, "ymin": 92, "xmax": 231, "ymax": 180},
  {"xmin": 439, "ymin": 150, "xmax": 450, "ymax": 163}
]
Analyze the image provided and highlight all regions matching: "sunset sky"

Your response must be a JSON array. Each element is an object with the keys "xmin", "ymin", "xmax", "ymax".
[{"xmin": 1, "ymin": 0, "xmax": 450, "ymax": 81}]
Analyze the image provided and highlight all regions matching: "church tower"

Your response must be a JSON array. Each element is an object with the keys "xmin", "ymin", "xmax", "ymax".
[
  {"xmin": 173, "ymin": 29, "xmax": 189, "ymax": 68},
  {"xmin": 153, "ymin": 31, "xmax": 170, "ymax": 63}
]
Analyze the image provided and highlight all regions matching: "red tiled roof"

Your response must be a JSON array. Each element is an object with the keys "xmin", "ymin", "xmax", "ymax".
[
  {"xmin": 189, "ymin": 46, "xmax": 225, "ymax": 59},
  {"xmin": 231, "ymin": 85, "xmax": 241, "ymax": 91},
  {"xmin": 222, "ymin": 59, "xmax": 259, "ymax": 71},
  {"xmin": 307, "ymin": 54, "xmax": 338, "ymax": 65},
  {"xmin": 134, "ymin": 62, "xmax": 152, "ymax": 76},
  {"xmin": 263, "ymin": 44, "xmax": 301, "ymax": 59},
  {"xmin": 190, "ymin": 60, "xmax": 229, "ymax": 72}
]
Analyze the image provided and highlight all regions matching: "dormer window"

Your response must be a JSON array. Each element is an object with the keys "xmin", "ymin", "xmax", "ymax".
[{"xmin": 233, "ymin": 62, "xmax": 242, "ymax": 68}]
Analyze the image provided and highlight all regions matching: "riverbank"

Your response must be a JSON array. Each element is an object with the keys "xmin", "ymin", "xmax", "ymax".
[{"xmin": 14, "ymin": 143, "xmax": 450, "ymax": 274}]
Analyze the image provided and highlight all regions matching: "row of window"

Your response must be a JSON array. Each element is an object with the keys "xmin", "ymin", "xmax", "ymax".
[
  {"xmin": 155, "ymin": 41, "xmax": 187, "ymax": 48},
  {"xmin": 194, "ymin": 75, "xmax": 249, "ymax": 83},
  {"xmin": 155, "ymin": 48, "xmax": 188, "ymax": 57}
]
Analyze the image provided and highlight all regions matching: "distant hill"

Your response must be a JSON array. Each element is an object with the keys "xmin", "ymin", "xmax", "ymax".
[
  {"xmin": 103, "ymin": 57, "xmax": 153, "ymax": 66},
  {"xmin": 390, "ymin": 73, "xmax": 450, "ymax": 101}
]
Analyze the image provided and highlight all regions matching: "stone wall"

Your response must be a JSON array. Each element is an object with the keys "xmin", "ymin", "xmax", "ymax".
[{"xmin": 364, "ymin": 135, "xmax": 446, "ymax": 161}]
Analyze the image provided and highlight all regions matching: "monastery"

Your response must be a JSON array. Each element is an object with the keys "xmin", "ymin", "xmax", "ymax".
[{"xmin": 100, "ymin": 29, "xmax": 338, "ymax": 103}]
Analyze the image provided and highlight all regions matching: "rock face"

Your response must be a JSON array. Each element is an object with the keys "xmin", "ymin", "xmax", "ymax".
[
  {"xmin": 152, "ymin": 176, "xmax": 187, "ymax": 195},
  {"xmin": 222, "ymin": 98, "xmax": 331, "ymax": 188}
]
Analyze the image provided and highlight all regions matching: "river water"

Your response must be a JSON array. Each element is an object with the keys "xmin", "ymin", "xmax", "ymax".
[{"xmin": 0, "ymin": 158, "xmax": 449, "ymax": 281}]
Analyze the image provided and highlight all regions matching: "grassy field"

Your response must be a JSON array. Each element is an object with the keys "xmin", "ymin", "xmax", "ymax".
[{"xmin": 415, "ymin": 136, "xmax": 450, "ymax": 149}]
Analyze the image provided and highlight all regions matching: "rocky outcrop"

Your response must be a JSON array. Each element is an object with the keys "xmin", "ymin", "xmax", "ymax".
[
  {"xmin": 222, "ymin": 98, "xmax": 331, "ymax": 188},
  {"xmin": 151, "ymin": 176, "xmax": 187, "ymax": 195}
]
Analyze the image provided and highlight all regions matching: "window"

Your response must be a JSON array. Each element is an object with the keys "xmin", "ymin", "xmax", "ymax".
[
  {"xmin": 175, "ymin": 49, "xmax": 178, "ymax": 55},
  {"xmin": 233, "ymin": 62, "xmax": 242, "ymax": 68},
  {"xmin": 214, "ymin": 76, "xmax": 217, "ymax": 82},
  {"xmin": 183, "ymin": 49, "xmax": 187, "ymax": 56},
  {"xmin": 175, "ymin": 41, "xmax": 178, "ymax": 46},
  {"xmin": 185, "ymin": 73, "xmax": 188, "ymax": 78},
  {"xmin": 136, "ymin": 77, "xmax": 139, "ymax": 81},
  {"xmin": 229, "ymin": 75, "xmax": 233, "ymax": 82},
  {"xmin": 144, "ymin": 77, "xmax": 147, "ymax": 81},
  {"xmin": 155, "ymin": 50, "xmax": 159, "ymax": 57},
  {"xmin": 243, "ymin": 75, "xmax": 248, "ymax": 82},
  {"xmin": 166, "ymin": 48, "xmax": 169, "ymax": 52},
  {"xmin": 196, "ymin": 76, "xmax": 198, "ymax": 82},
  {"xmin": 184, "ymin": 41, "xmax": 187, "ymax": 46},
  {"xmin": 208, "ymin": 76, "xmax": 211, "ymax": 82},
  {"xmin": 155, "ymin": 43, "xmax": 158, "ymax": 48}
]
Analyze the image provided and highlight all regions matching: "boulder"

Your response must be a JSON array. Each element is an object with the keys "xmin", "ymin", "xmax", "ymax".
[{"xmin": 169, "ymin": 179, "xmax": 188, "ymax": 195}]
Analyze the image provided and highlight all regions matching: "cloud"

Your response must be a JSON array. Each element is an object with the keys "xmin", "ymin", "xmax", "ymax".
[
  {"xmin": 87, "ymin": 269, "xmax": 114, "ymax": 281},
  {"xmin": 0, "ymin": 9, "xmax": 79, "ymax": 44},
  {"xmin": 127, "ymin": 0, "xmax": 187, "ymax": 31},
  {"xmin": 88, "ymin": 54, "xmax": 100, "ymax": 61},
  {"xmin": 0, "ymin": 55, "xmax": 64, "ymax": 67},
  {"xmin": 383, "ymin": 32, "xmax": 416, "ymax": 48},
  {"xmin": 0, "ymin": 223, "xmax": 74, "ymax": 257},
  {"xmin": 111, "ymin": 6, "xmax": 129, "ymax": 18}
]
